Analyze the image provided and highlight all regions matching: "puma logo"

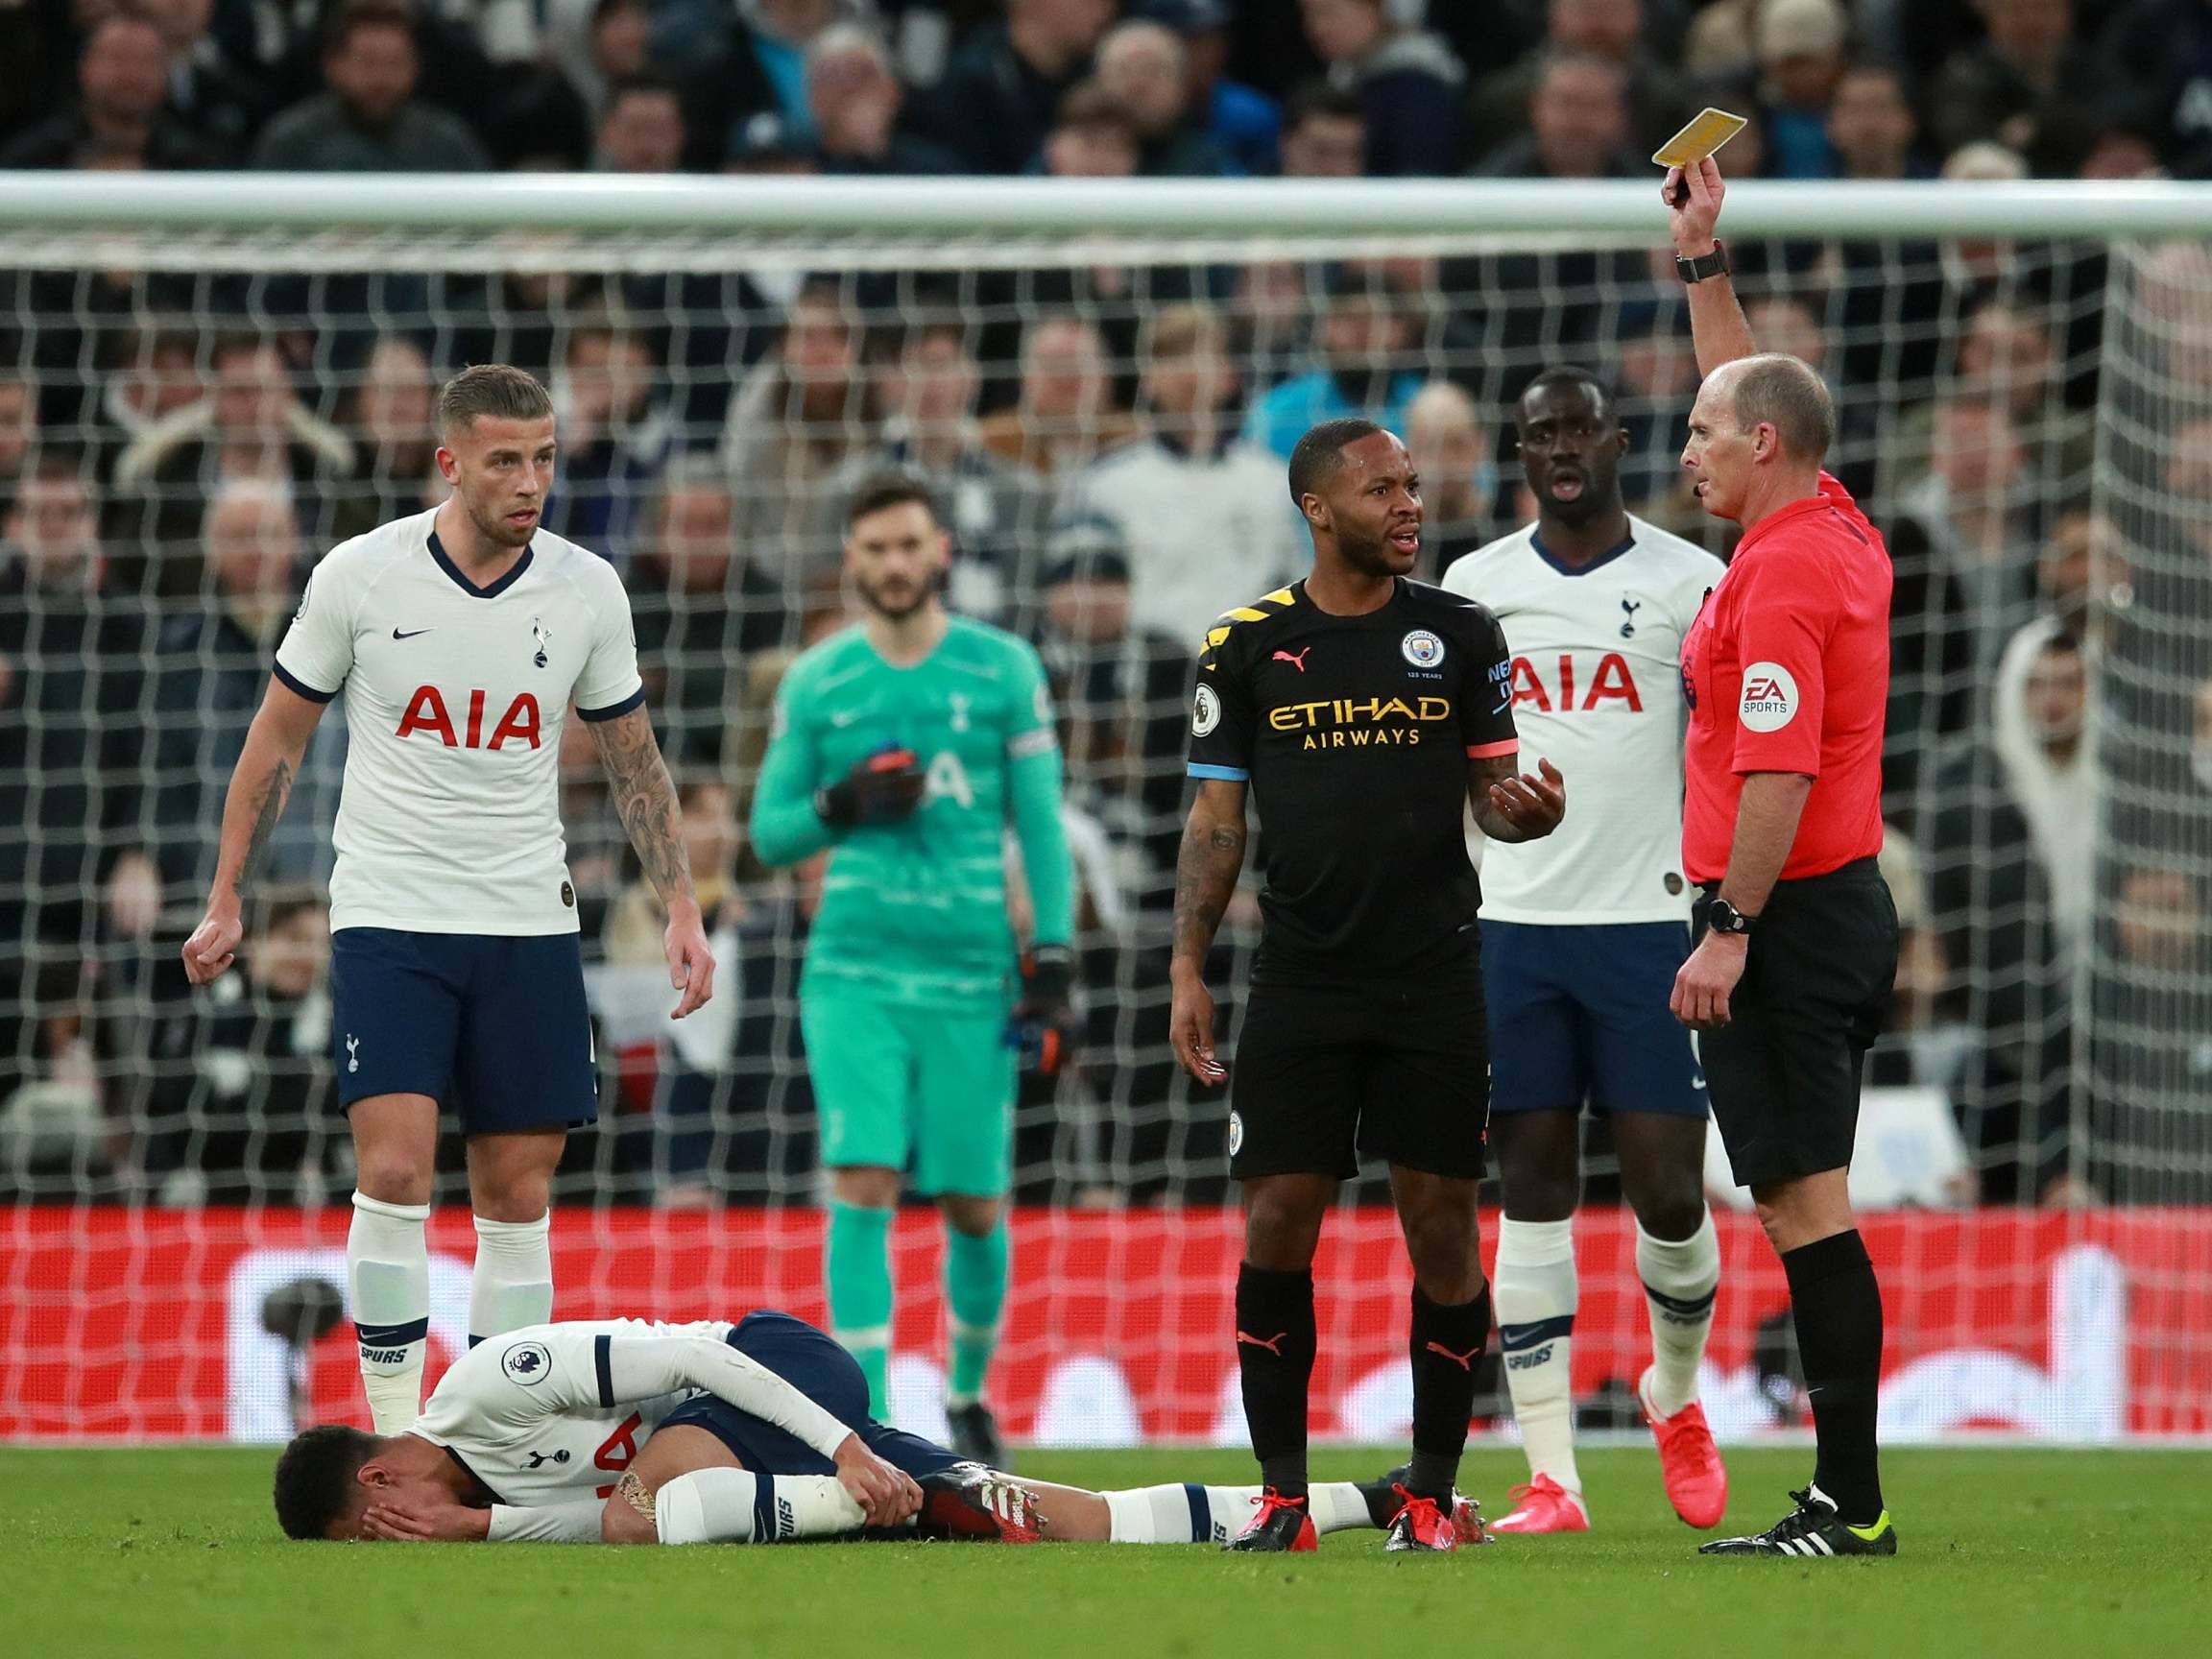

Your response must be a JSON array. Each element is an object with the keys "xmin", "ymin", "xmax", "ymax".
[
  {"xmin": 1425, "ymin": 1340, "xmax": 1481, "ymax": 1371},
  {"xmin": 1272, "ymin": 648, "xmax": 1311, "ymax": 672},
  {"xmin": 1235, "ymin": 1329, "xmax": 1288, "ymax": 1356}
]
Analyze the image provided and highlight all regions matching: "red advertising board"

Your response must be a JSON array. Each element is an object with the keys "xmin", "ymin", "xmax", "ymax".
[{"xmin": 3, "ymin": 1206, "xmax": 2206, "ymax": 1442}]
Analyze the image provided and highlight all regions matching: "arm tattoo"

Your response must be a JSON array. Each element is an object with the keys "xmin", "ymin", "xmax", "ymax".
[
  {"xmin": 1171, "ymin": 806, "xmax": 1247, "ymax": 968},
  {"xmin": 237, "ymin": 758, "xmax": 295, "ymax": 892},
  {"xmin": 589, "ymin": 708, "xmax": 695, "ymax": 905},
  {"xmin": 1468, "ymin": 755, "xmax": 1534, "ymax": 844}
]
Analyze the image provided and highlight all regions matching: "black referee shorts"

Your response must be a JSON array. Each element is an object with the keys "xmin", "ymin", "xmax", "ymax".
[
  {"xmin": 1693, "ymin": 856, "xmax": 1899, "ymax": 1189},
  {"xmin": 1228, "ymin": 953, "xmax": 1489, "ymax": 1182}
]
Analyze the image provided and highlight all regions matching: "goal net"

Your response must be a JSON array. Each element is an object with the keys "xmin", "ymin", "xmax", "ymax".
[{"xmin": 0, "ymin": 177, "xmax": 2207, "ymax": 1445}]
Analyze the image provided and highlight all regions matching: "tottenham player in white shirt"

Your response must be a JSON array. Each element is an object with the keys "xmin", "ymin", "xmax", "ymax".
[
  {"xmin": 182, "ymin": 366, "xmax": 715, "ymax": 1435},
  {"xmin": 1442, "ymin": 368, "xmax": 1728, "ymax": 1535},
  {"xmin": 270, "ymin": 1307, "xmax": 1445, "ymax": 1548}
]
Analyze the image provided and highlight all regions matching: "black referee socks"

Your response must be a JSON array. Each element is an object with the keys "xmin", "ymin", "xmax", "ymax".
[
  {"xmin": 1235, "ymin": 1262, "xmax": 1317, "ymax": 1500},
  {"xmin": 1781, "ymin": 1229, "xmax": 1887, "ymax": 1525},
  {"xmin": 1407, "ymin": 1282, "xmax": 1492, "ymax": 1501}
]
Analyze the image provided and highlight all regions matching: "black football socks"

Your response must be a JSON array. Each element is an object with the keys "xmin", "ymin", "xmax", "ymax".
[
  {"xmin": 1235, "ymin": 1262, "xmax": 1317, "ymax": 1502},
  {"xmin": 1782, "ymin": 1229, "xmax": 1886, "ymax": 1525},
  {"xmin": 1407, "ymin": 1282, "xmax": 1492, "ymax": 1501}
]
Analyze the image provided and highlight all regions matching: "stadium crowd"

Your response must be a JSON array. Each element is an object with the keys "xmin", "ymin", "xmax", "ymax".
[{"xmin": 0, "ymin": 0, "xmax": 2208, "ymax": 1210}]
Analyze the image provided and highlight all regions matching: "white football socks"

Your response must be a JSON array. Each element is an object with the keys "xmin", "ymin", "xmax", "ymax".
[
  {"xmin": 654, "ymin": 1468, "xmax": 868, "ymax": 1544},
  {"xmin": 469, "ymin": 1212, "xmax": 554, "ymax": 1348},
  {"xmin": 349, "ymin": 1190, "xmax": 431, "ymax": 1434},
  {"xmin": 1494, "ymin": 1215, "xmax": 1580, "ymax": 1495},
  {"xmin": 1637, "ymin": 1210, "xmax": 1720, "ymax": 1420},
  {"xmin": 1102, "ymin": 1481, "xmax": 1375, "ymax": 1543}
]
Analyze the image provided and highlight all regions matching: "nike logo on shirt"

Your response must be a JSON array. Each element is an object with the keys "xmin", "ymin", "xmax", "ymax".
[{"xmin": 393, "ymin": 628, "xmax": 432, "ymax": 639}]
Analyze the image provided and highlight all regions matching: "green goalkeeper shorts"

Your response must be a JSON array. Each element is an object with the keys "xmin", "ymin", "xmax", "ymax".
[{"xmin": 800, "ymin": 990, "xmax": 1018, "ymax": 1197}]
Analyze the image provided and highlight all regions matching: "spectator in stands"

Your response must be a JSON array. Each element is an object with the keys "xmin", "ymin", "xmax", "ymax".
[
  {"xmin": 335, "ymin": 335, "xmax": 440, "ymax": 531},
  {"xmin": 926, "ymin": 0, "xmax": 1115, "ymax": 174},
  {"xmin": 138, "ymin": 886, "xmax": 335, "ymax": 1206},
  {"xmin": 545, "ymin": 312, "xmax": 678, "ymax": 557},
  {"xmin": 0, "ymin": 12, "xmax": 227, "ymax": 170},
  {"xmin": 2095, "ymin": 0, "xmax": 2212, "ymax": 175},
  {"xmin": 68, "ymin": 329, "xmax": 201, "ymax": 483},
  {"xmin": 1404, "ymin": 379, "xmax": 1492, "ymax": 574},
  {"xmin": 2092, "ymin": 861, "xmax": 2212, "ymax": 1199},
  {"xmin": 602, "ymin": 773, "xmax": 746, "ymax": 1204},
  {"xmin": 1752, "ymin": 0, "xmax": 1848, "ymax": 178},
  {"xmin": 593, "ymin": 73, "xmax": 688, "ymax": 172},
  {"xmin": 700, "ymin": 0, "xmax": 852, "ymax": 152},
  {"xmin": 980, "ymin": 314, "xmax": 1136, "ymax": 480},
  {"xmin": 717, "ymin": 279, "xmax": 879, "ymax": 589},
  {"xmin": 1059, "ymin": 301, "xmax": 1303, "ymax": 638},
  {"xmin": 1141, "ymin": 0, "xmax": 1280, "ymax": 176},
  {"xmin": 816, "ymin": 321, "xmax": 1049, "ymax": 625},
  {"xmin": 139, "ymin": 0, "xmax": 269, "ymax": 157},
  {"xmin": 630, "ymin": 458, "xmax": 799, "ymax": 770},
  {"xmin": 113, "ymin": 334, "xmax": 355, "ymax": 595},
  {"xmin": 1472, "ymin": 50, "xmax": 1639, "ymax": 180},
  {"xmin": 806, "ymin": 23, "xmax": 959, "ymax": 174},
  {"xmin": 150, "ymin": 480, "xmax": 342, "ymax": 904},
  {"xmin": 2039, "ymin": 505, "xmax": 2133, "ymax": 652},
  {"xmin": 564, "ymin": 0, "xmax": 655, "ymax": 122},
  {"xmin": 1828, "ymin": 60, "xmax": 1933, "ymax": 180},
  {"xmin": 1241, "ymin": 270, "xmax": 1422, "ymax": 460},
  {"xmin": 1929, "ymin": 619, "xmax": 2096, "ymax": 1202},
  {"xmin": 0, "ymin": 370, "xmax": 36, "ymax": 513},
  {"xmin": 1040, "ymin": 77, "xmax": 1142, "ymax": 177},
  {"xmin": 1956, "ymin": 296, "xmax": 2096, "ymax": 498},
  {"xmin": 1035, "ymin": 515, "xmax": 1192, "ymax": 910},
  {"xmin": 252, "ymin": 1, "xmax": 491, "ymax": 173},
  {"xmin": 1277, "ymin": 79, "xmax": 1366, "ymax": 178},
  {"xmin": 0, "ymin": 456, "xmax": 156, "ymax": 965},
  {"xmin": 1301, "ymin": 0, "xmax": 1463, "ymax": 176},
  {"xmin": 1927, "ymin": 0, "xmax": 2108, "ymax": 163},
  {"xmin": 1095, "ymin": 18, "xmax": 1233, "ymax": 175},
  {"xmin": 1466, "ymin": 0, "xmax": 1685, "ymax": 165}
]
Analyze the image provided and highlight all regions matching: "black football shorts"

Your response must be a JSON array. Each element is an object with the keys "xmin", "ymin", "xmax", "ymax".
[
  {"xmin": 1226, "ymin": 954, "xmax": 1489, "ymax": 1181},
  {"xmin": 1693, "ymin": 856, "xmax": 1900, "ymax": 1188}
]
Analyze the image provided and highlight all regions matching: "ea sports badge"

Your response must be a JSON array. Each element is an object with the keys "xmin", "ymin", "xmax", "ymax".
[
  {"xmin": 1192, "ymin": 683, "xmax": 1222, "ymax": 736},
  {"xmin": 1401, "ymin": 629, "xmax": 1445, "ymax": 668},
  {"xmin": 1739, "ymin": 661, "xmax": 1800, "ymax": 732}
]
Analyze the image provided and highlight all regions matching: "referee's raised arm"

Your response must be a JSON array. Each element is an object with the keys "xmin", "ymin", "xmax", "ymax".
[{"xmin": 1662, "ymin": 155, "xmax": 1906, "ymax": 1562}]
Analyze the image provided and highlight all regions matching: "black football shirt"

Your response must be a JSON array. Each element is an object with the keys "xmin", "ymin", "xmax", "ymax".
[{"xmin": 1187, "ymin": 578, "xmax": 1519, "ymax": 982}]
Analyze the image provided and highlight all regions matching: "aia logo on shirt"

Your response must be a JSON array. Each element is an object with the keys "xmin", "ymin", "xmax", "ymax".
[
  {"xmin": 397, "ymin": 686, "xmax": 543, "ymax": 749},
  {"xmin": 1740, "ymin": 661, "xmax": 1799, "ymax": 732}
]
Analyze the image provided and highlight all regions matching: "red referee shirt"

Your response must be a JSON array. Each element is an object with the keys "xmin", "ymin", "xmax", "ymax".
[{"xmin": 1680, "ymin": 471, "xmax": 1892, "ymax": 884}]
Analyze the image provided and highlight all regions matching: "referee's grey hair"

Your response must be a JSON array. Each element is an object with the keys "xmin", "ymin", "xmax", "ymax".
[
  {"xmin": 435, "ymin": 363, "xmax": 554, "ymax": 441},
  {"xmin": 1725, "ymin": 352, "xmax": 1835, "ymax": 463}
]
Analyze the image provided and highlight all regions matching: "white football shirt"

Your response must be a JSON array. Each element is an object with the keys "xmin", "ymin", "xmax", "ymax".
[
  {"xmin": 1443, "ymin": 516, "xmax": 1725, "ymax": 925},
  {"xmin": 274, "ymin": 508, "xmax": 643, "ymax": 935},
  {"xmin": 410, "ymin": 1318, "xmax": 853, "ymax": 1521}
]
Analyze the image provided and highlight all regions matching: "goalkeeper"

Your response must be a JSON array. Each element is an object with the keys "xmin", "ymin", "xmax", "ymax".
[{"xmin": 750, "ymin": 472, "xmax": 1077, "ymax": 1464}]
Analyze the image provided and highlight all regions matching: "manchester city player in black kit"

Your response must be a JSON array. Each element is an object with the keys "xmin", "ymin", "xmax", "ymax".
[{"xmin": 1169, "ymin": 418, "xmax": 1567, "ymax": 1553}]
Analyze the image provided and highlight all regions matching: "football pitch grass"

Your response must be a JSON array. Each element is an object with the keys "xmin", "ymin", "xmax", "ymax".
[{"xmin": 8, "ymin": 1446, "xmax": 2208, "ymax": 1657}]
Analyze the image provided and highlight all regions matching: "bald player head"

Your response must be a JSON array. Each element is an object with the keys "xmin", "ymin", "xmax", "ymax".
[{"xmin": 1678, "ymin": 351, "xmax": 1834, "ymax": 526}]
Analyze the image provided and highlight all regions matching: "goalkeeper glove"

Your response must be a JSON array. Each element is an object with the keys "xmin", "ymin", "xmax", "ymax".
[
  {"xmin": 815, "ymin": 745, "xmax": 926, "ymax": 827},
  {"xmin": 1005, "ymin": 944, "xmax": 1078, "ymax": 1079}
]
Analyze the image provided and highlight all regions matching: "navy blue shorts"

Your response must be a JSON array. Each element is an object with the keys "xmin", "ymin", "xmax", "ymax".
[
  {"xmin": 657, "ymin": 1310, "xmax": 965, "ymax": 1480},
  {"xmin": 1480, "ymin": 920, "xmax": 1707, "ymax": 1118},
  {"xmin": 328, "ymin": 927, "xmax": 597, "ymax": 1134}
]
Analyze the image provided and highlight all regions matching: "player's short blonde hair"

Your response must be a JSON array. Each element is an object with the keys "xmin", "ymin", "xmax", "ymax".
[{"xmin": 435, "ymin": 363, "xmax": 554, "ymax": 441}]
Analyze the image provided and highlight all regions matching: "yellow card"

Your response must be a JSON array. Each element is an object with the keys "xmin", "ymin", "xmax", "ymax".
[{"xmin": 1652, "ymin": 108, "xmax": 1748, "ymax": 168}]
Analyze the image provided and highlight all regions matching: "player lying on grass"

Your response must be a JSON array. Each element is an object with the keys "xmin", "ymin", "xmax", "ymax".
[{"xmin": 274, "ymin": 1309, "xmax": 1482, "ymax": 1549}]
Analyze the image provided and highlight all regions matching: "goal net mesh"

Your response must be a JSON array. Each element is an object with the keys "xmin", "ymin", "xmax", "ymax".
[{"xmin": 1, "ymin": 204, "xmax": 2207, "ymax": 1445}]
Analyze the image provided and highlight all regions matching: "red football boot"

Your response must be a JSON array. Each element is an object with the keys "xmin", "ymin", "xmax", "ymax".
[{"xmin": 1641, "ymin": 1365, "xmax": 1728, "ymax": 1529}]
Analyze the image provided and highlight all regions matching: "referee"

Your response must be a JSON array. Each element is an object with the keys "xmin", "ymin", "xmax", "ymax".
[{"xmin": 1663, "ymin": 157, "xmax": 1901, "ymax": 1559}]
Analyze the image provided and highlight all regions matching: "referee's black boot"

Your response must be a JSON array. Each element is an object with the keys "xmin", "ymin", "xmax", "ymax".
[
  {"xmin": 1224, "ymin": 1488, "xmax": 1317, "ymax": 1552},
  {"xmin": 1698, "ymin": 1484, "xmax": 1896, "ymax": 1558}
]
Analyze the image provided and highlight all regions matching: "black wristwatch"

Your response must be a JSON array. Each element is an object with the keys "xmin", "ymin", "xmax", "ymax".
[
  {"xmin": 1675, "ymin": 241, "xmax": 1730, "ymax": 285},
  {"xmin": 1705, "ymin": 897, "xmax": 1756, "ymax": 936}
]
